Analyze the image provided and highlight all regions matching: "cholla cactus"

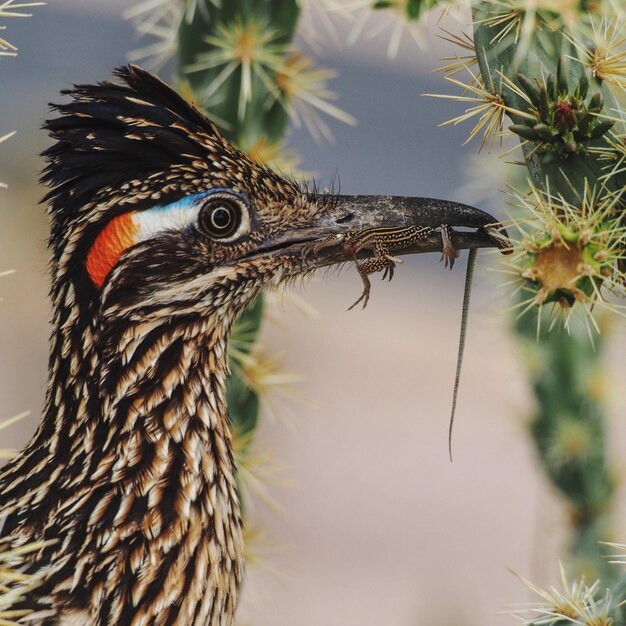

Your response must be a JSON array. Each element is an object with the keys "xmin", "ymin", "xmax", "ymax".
[
  {"xmin": 379, "ymin": 0, "xmax": 626, "ymax": 604},
  {"xmin": 510, "ymin": 182, "xmax": 625, "ymax": 324},
  {"xmin": 508, "ymin": 564, "xmax": 623, "ymax": 625},
  {"xmin": 472, "ymin": 0, "xmax": 625, "ymax": 586},
  {"xmin": 422, "ymin": 0, "xmax": 626, "ymax": 603}
]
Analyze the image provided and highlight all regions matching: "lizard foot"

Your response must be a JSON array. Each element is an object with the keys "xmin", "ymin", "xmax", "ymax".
[
  {"xmin": 348, "ymin": 272, "xmax": 371, "ymax": 310},
  {"xmin": 440, "ymin": 224, "xmax": 459, "ymax": 270},
  {"xmin": 348, "ymin": 255, "xmax": 398, "ymax": 310}
]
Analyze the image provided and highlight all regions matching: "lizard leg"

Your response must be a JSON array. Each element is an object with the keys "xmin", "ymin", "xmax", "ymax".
[
  {"xmin": 381, "ymin": 255, "xmax": 403, "ymax": 281},
  {"xmin": 301, "ymin": 233, "xmax": 346, "ymax": 261},
  {"xmin": 348, "ymin": 256, "xmax": 388, "ymax": 310},
  {"xmin": 348, "ymin": 240, "xmax": 397, "ymax": 310},
  {"xmin": 381, "ymin": 263, "xmax": 394, "ymax": 282},
  {"xmin": 440, "ymin": 224, "xmax": 460, "ymax": 270}
]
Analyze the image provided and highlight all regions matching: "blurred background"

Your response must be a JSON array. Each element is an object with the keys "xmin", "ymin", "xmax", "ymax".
[{"xmin": 1, "ymin": 2, "xmax": 626, "ymax": 625}]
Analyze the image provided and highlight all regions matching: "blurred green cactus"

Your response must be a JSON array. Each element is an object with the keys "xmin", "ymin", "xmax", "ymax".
[
  {"xmin": 516, "ymin": 310, "xmax": 615, "ymax": 583},
  {"xmin": 174, "ymin": 0, "xmax": 300, "ymax": 516},
  {"xmin": 180, "ymin": 3, "xmax": 299, "ymax": 148},
  {"xmin": 127, "ymin": 0, "xmax": 356, "ymax": 520},
  {"xmin": 372, "ymin": 0, "xmax": 437, "ymax": 20}
]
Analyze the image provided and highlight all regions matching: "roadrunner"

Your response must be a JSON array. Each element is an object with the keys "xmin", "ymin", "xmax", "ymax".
[{"xmin": 0, "ymin": 65, "xmax": 505, "ymax": 625}]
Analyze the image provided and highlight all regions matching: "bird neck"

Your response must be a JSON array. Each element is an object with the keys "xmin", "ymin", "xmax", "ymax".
[{"xmin": 1, "ymin": 281, "xmax": 245, "ymax": 622}]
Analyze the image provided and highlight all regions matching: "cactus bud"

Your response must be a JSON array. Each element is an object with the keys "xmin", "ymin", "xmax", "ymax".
[
  {"xmin": 511, "ymin": 123, "xmax": 541, "ymax": 141},
  {"xmin": 547, "ymin": 73, "xmax": 557, "ymax": 98},
  {"xmin": 517, "ymin": 72, "xmax": 542, "ymax": 108},
  {"xmin": 577, "ymin": 113, "xmax": 592, "ymax": 136},
  {"xmin": 534, "ymin": 123, "xmax": 557, "ymax": 142},
  {"xmin": 556, "ymin": 56, "xmax": 569, "ymax": 94},
  {"xmin": 538, "ymin": 84, "xmax": 550, "ymax": 120},
  {"xmin": 577, "ymin": 72, "xmax": 589, "ymax": 100},
  {"xmin": 589, "ymin": 120, "xmax": 614, "ymax": 140},
  {"xmin": 588, "ymin": 92, "xmax": 604, "ymax": 114},
  {"xmin": 554, "ymin": 101, "xmax": 577, "ymax": 130}
]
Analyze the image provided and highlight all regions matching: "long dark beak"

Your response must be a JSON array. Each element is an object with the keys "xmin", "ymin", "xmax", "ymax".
[
  {"xmin": 256, "ymin": 195, "xmax": 509, "ymax": 265},
  {"xmin": 326, "ymin": 194, "xmax": 508, "ymax": 258}
]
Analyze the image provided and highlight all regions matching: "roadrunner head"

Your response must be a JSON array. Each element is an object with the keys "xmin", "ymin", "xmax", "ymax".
[
  {"xmin": 42, "ymin": 64, "xmax": 504, "ymax": 326},
  {"xmin": 43, "ymin": 65, "xmax": 329, "ymax": 326}
]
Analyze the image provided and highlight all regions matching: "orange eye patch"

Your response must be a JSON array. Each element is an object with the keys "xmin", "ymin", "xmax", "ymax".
[
  {"xmin": 84, "ymin": 190, "xmax": 234, "ymax": 288},
  {"xmin": 86, "ymin": 213, "xmax": 138, "ymax": 288},
  {"xmin": 85, "ymin": 194, "xmax": 205, "ymax": 288}
]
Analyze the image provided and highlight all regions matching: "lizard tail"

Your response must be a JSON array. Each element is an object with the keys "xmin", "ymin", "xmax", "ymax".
[{"xmin": 448, "ymin": 247, "xmax": 477, "ymax": 461}]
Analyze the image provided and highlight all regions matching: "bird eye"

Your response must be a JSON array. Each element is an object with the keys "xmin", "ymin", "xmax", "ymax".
[{"xmin": 198, "ymin": 197, "xmax": 244, "ymax": 240}]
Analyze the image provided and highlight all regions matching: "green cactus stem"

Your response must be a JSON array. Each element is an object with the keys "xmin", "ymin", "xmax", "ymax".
[
  {"xmin": 471, "ymin": 0, "xmax": 624, "ymax": 585},
  {"xmin": 178, "ymin": 1, "xmax": 299, "ymax": 150}
]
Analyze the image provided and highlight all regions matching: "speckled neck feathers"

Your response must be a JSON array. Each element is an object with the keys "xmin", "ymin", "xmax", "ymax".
[
  {"xmin": 0, "ymin": 66, "xmax": 263, "ymax": 625},
  {"xmin": 0, "ymin": 300, "xmax": 244, "ymax": 624}
]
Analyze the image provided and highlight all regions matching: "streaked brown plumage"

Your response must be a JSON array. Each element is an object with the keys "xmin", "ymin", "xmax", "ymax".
[{"xmin": 0, "ymin": 65, "xmax": 505, "ymax": 625}]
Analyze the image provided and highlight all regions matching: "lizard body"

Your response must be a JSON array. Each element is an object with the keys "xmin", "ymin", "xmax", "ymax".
[{"xmin": 343, "ymin": 224, "xmax": 459, "ymax": 309}]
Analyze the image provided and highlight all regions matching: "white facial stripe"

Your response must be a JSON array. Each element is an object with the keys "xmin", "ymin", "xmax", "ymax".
[
  {"xmin": 133, "ymin": 192, "xmax": 207, "ymax": 242},
  {"xmin": 132, "ymin": 189, "xmax": 252, "ymax": 243}
]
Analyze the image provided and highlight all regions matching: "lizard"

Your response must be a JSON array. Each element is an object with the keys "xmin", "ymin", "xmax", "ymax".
[
  {"xmin": 340, "ymin": 224, "xmax": 459, "ymax": 310},
  {"xmin": 334, "ymin": 223, "xmax": 510, "ymax": 460}
]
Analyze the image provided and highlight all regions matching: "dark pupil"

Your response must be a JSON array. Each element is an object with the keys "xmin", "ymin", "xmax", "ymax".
[{"xmin": 212, "ymin": 207, "xmax": 232, "ymax": 230}]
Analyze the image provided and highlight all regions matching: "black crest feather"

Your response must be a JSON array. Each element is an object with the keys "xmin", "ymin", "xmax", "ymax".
[{"xmin": 41, "ymin": 64, "xmax": 227, "ymax": 243}]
